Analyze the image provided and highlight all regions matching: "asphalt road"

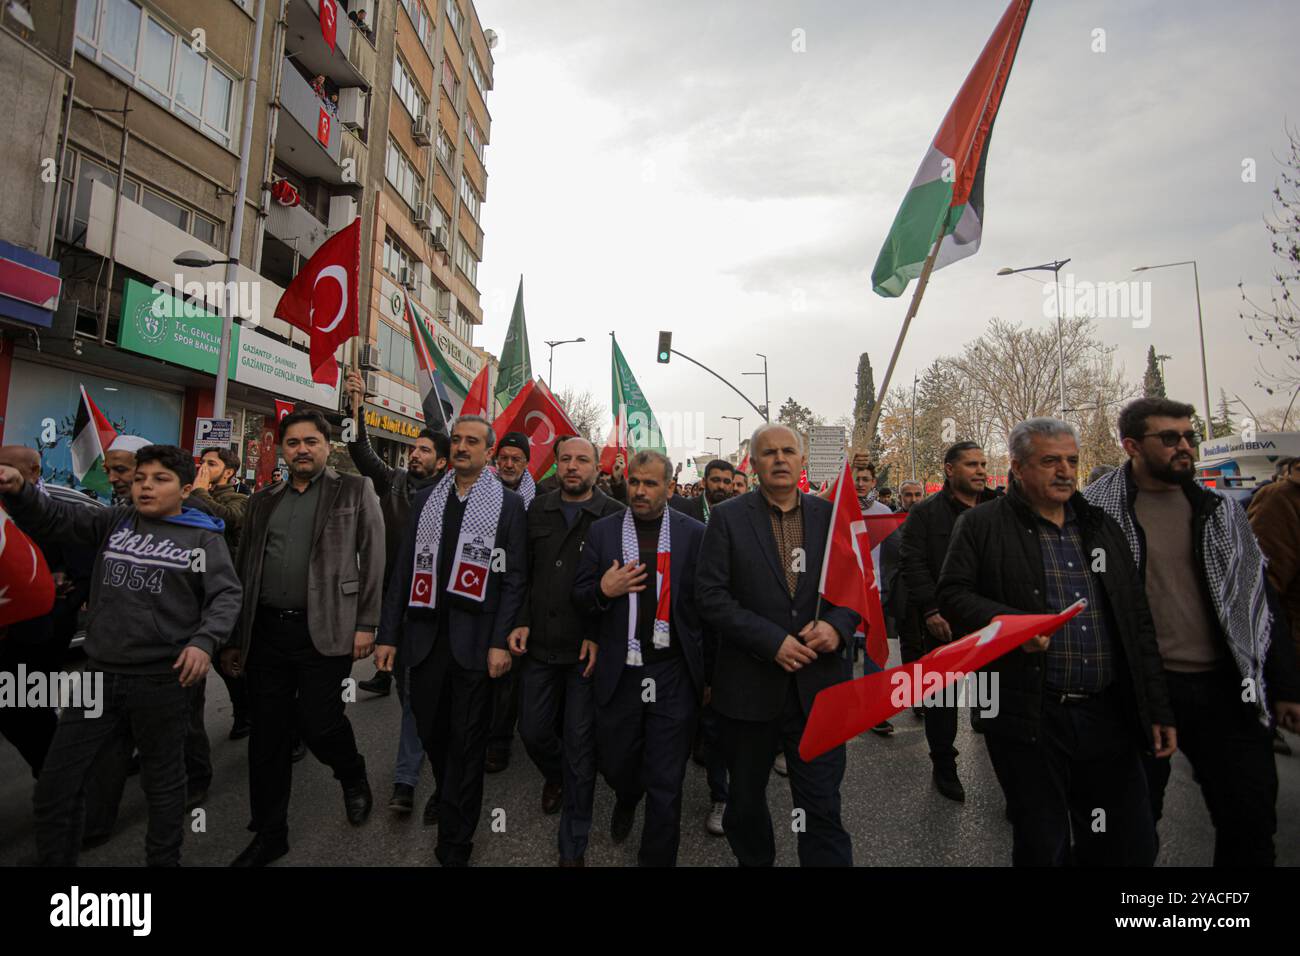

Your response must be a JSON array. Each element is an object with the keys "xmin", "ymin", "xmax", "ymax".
[{"xmin": 1, "ymin": 648, "xmax": 1296, "ymax": 867}]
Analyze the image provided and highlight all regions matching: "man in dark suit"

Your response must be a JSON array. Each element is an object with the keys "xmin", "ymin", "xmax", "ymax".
[
  {"xmin": 223, "ymin": 408, "xmax": 386, "ymax": 867},
  {"xmin": 696, "ymin": 424, "xmax": 860, "ymax": 867},
  {"xmin": 574, "ymin": 450, "xmax": 706, "ymax": 866},
  {"xmin": 508, "ymin": 436, "xmax": 624, "ymax": 866},
  {"xmin": 376, "ymin": 415, "xmax": 527, "ymax": 866}
]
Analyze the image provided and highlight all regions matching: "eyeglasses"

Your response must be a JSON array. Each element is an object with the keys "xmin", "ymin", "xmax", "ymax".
[{"xmin": 1141, "ymin": 430, "xmax": 1200, "ymax": 448}]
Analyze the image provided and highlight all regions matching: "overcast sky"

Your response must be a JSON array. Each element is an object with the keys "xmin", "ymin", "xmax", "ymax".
[{"xmin": 470, "ymin": 0, "xmax": 1299, "ymax": 460}]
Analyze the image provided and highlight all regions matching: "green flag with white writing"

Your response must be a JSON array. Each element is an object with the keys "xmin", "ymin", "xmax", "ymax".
[
  {"xmin": 611, "ymin": 334, "xmax": 666, "ymax": 454},
  {"xmin": 495, "ymin": 276, "xmax": 532, "ymax": 410}
]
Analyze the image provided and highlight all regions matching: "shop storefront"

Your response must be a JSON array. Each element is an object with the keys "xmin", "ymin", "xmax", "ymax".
[{"xmin": 361, "ymin": 403, "xmax": 422, "ymax": 468}]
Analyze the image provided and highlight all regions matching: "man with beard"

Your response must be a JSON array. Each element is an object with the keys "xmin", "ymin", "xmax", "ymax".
[
  {"xmin": 898, "ymin": 443, "xmax": 999, "ymax": 797},
  {"xmin": 1086, "ymin": 398, "xmax": 1300, "ymax": 865},
  {"xmin": 574, "ymin": 450, "xmax": 706, "ymax": 866},
  {"xmin": 674, "ymin": 459, "xmax": 732, "ymax": 524},
  {"xmin": 508, "ymin": 437, "xmax": 624, "ymax": 865},
  {"xmin": 377, "ymin": 415, "xmax": 527, "ymax": 866},
  {"xmin": 853, "ymin": 461, "xmax": 902, "ymax": 735},
  {"xmin": 345, "ymin": 370, "xmax": 450, "ymax": 819},
  {"xmin": 731, "ymin": 469, "xmax": 749, "ymax": 497},
  {"xmin": 485, "ymin": 432, "xmax": 534, "ymax": 773},
  {"xmin": 102, "ymin": 435, "xmax": 151, "ymax": 504}
]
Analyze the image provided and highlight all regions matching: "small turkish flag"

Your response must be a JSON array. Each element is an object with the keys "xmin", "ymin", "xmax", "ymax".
[
  {"xmin": 0, "ymin": 506, "xmax": 56, "ymax": 630},
  {"xmin": 459, "ymin": 364, "xmax": 492, "ymax": 418},
  {"xmin": 319, "ymin": 0, "xmax": 337, "ymax": 51},
  {"xmin": 274, "ymin": 400, "xmax": 295, "ymax": 424},
  {"xmin": 317, "ymin": 108, "xmax": 331, "ymax": 146},
  {"xmin": 492, "ymin": 379, "xmax": 581, "ymax": 479},
  {"xmin": 274, "ymin": 218, "xmax": 359, "ymax": 385},
  {"xmin": 798, "ymin": 469, "xmax": 811, "ymax": 492},
  {"xmin": 409, "ymin": 571, "xmax": 434, "ymax": 605},
  {"xmin": 799, "ymin": 601, "xmax": 1087, "ymax": 761},
  {"xmin": 456, "ymin": 564, "xmax": 487, "ymax": 599}
]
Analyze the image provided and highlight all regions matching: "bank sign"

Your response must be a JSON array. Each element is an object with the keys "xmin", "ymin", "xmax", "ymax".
[{"xmin": 118, "ymin": 279, "xmax": 339, "ymax": 405}]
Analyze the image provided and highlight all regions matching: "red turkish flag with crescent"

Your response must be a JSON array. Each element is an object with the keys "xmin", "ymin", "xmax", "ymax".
[
  {"xmin": 274, "ymin": 400, "xmax": 295, "ymax": 424},
  {"xmin": 491, "ymin": 378, "xmax": 580, "ymax": 479},
  {"xmin": 799, "ymin": 601, "xmax": 1087, "ymax": 761},
  {"xmin": 317, "ymin": 108, "xmax": 331, "ymax": 146},
  {"xmin": 319, "ymin": 0, "xmax": 338, "ymax": 51},
  {"xmin": 274, "ymin": 217, "xmax": 359, "ymax": 385},
  {"xmin": 0, "ymin": 506, "xmax": 56, "ymax": 630},
  {"xmin": 459, "ymin": 364, "xmax": 492, "ymax": 418}
]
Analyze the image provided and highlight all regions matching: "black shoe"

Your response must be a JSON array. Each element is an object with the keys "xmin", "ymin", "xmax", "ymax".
[
  {"xmin": 541, "ymin": 780, "xmax": 563, "ymax": 816},
  {"xmin": 80, "ymin": 831, "xmax": 112, "ymax": 851},
  {"xmin": 185, "ymin": 786, "xmax": 209, "ymax": 812},
  {"xmin": 228, "ymin": 716, "xmax": 252, "ymax": 740},
  {"xmin": 484, "ymin": 747, "xmax": 510, "ymax": 774},
  {"xmin": 358, "ymin": 672, "xmax": 392, "ymax": 696},
  {"xmin": 343, "ymin": 777, "xmax": 373, "ymax": 825},
  {"xmin": 610, "ymin": 798, "xmax": 637, "ymax": 844},
  {"xmin": 870, "ymin": 720, "xmax": 895, "ymax": 737},
  {"xmin": 932, "ymin": 765, "xmax": 965, "ymax": 803},
  {"xmin": 912, "ymin": 707, "xmax": 924, "ymax": 720},
  {"xmin": 389, "ymin": 783, "xmax": 415, "ymax": 814},
  {"xmin": 291, "ymin": 740, "xmax": 307, "ymax": 763},
  {"xmin": 230, "ymin": 834, "xmax": 289, "ymax": 867},
  {"xmin": 422, "ymin": 793, "xmax": 440, "ymax": 827}
]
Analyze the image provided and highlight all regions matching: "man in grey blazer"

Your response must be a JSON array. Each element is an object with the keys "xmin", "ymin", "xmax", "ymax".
[{"xmin": 222, "ymin": 408, "xmax": 385, "ymax": 867}]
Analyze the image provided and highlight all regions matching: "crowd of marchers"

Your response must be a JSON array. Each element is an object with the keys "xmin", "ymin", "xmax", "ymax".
[{"xmin": 0, "ymin": 391, "xmax": 1297, "ymax": 868}]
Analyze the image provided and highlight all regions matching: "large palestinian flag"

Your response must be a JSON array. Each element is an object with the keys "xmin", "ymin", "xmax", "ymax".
[
  {"xmin": 871, "ymin": 0, "xmax": 1032, "ymax": 298},
  {"xmin": 70, "ymin": 386, "xmax": 116, "ymax": 496}
]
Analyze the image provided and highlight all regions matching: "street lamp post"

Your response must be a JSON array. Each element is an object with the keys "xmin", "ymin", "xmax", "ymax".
[
  {"xmin": 174, "ymin": 251, "xmax": 239, "ymax": 417},
  {"xmin": 997, "ymin": 258, "xmax": 1071, "ymax": 418},
  {"xmin": 706, "ymin": 436, "xmax": 722, "ymax": 458},
  {"xmin": 544, "ymin": 337, "xmax": 586, "ymax": 390},
  {"xmin": 721, "ymin": 415, "xmax": 743, "ymax": 456},
  {"xmin": 742, "ymin": 353, "xmax": 771, "ymax": 422},
  {"xmin": 1132, "ymin": 260, "xmax": 1213, "ymax": 432}
]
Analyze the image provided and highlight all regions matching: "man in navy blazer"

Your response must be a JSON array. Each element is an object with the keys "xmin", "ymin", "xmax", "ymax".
[
  {"xmin": 696, "ymin": 423, "xmax": 860, "ymax": 867},
  {"xmin": 574, "ymin": 450, "xmax": 705, "ymax": 866},
  {"xmin": 377, "ymin": 416, "xmax": 527, "ymax": 866}
]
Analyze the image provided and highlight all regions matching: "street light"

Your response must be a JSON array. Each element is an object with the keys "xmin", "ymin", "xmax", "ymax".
[
  {"xmin": 721, "ymin": 415, "xmax": 743, "ymax": 455},
  {"xmin": 997, "ymin": 258, "xmax": 1071, "ymax": 417},
  {"xmin": 544, "ymin": 337, "xmax": 585, "ymax": 390},
  {"xmin": 1132, "ymin": 261, "xmax": 1212, "ymax": 432},
  {"xmin": 742, "ymin": 353, "xmax": 770, "ymax": 421},
  {"xmin": 706, "ymin": 436, "xmax": 722, "ymax": 458},
  {"xmin": 174, "ymin": 251, "xmax": 239, "ymax": 418}
]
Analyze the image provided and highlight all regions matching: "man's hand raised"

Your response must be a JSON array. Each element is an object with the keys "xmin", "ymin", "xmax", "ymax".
[{"xmin": 0, "ymin": 464, "xmax": 25, "ymax": 495}]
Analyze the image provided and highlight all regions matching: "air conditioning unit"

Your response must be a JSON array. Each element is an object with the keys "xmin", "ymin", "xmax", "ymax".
[
  {"xmin": 430, "ymin": 226, "xmax": 448, "ymax": 252},
  {"xmin": 412, "ymin": 115, "xmax": 433, "ymax": 146},
  {"xmin": 338, "ymin": 87, "xmax": 365, "ymax": 131},
  {"xmin": 365, "ymin": 371, "xmax": 383, "ymax": 395},
  {"xmin": 422, "ymin": 201, "xmax": 439, "ymax": 232},
  {"xmin": 359, "ymin": 343, "xmax": 382, "ymax": 370},
  {"xmin": 399, "ymin": 266, "xmax": 419, "ymax": 290},
  {"xmin": 328, "ymin": 194, "xmax": 357, "ymax": 231}
]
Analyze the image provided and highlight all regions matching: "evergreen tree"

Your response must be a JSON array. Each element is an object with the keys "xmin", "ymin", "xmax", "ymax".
[
  {"xmin": 851, "ymin": 353, "xmax": 878, "ymax": 455},
  {"xmin": 1142, "ymin": 346, "xmax": 1166, "ymax": 398}
]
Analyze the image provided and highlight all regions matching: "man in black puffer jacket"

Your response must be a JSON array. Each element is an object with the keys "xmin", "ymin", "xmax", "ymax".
[{"xmin": 937, "ymin": 418, "xmax": 1175, "ymax": 867}]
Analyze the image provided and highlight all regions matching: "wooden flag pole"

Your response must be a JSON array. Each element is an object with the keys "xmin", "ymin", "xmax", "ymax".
[{"xmin": 864, "ymin": 230, "xmax": 946, "ymax": 444}]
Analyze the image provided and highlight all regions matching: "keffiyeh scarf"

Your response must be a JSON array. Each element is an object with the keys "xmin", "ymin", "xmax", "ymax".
[
  {"xmin": 408, "ymin": 468, "xmax": 503, "ymax": 608},
  {"xmin": 621, "ymin": 508, "xmax": 671, "ymax": 666}
]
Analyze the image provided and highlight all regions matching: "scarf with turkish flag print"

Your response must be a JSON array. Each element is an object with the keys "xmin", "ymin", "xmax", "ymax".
[
  {"xmin": 273, "ymin": 217, "xmax": 359, "ymax": 386},
  {"xmin": 817, "ymin": 460, "xmax": 905, "ymax": 667}
]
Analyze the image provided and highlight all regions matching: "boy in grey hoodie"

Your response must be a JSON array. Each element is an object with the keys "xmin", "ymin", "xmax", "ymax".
[{"xmin": 0, "ymin": 443, "xmax": 241, "ymax": 866}]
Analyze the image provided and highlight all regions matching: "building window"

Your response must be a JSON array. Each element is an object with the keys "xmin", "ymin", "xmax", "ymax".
[
  {"xmin": 464, "ymin": 115, "xmax": 484, "ymax": 162},
  {"xmin": 400, "ymin": 0, "xmax": 432, "ymax": 48},
  {"xmin": 434, "ymin": 127, "xmax": 454, "ymax": 170},
  {"xmin": 141, "ymin": 187, "xmax": 187, "ymax": 230},
  {"xmin": 376, "ymin": 320, "xmax": 415, "ymax": 383},
  {"xmin": 441, "ymin": 58, "xmax": 460, "ymax": 102},
  {"xmin": 385, "ymin": 138, "xmax": 424, "ymax": 211},
  {"xmin": 455, "ymin": 241, "xmax": 477, "ymax": 287},
  {"xmin": 75, "ymin": 0, "xmax": 238, "ymax": 148},
  {"xmin": 383, "ymin": 232, "xmax": 417, "ymax": 283},
  {"xmin": 392, "ymin": 54, "xmax": 426, "ymax": 122},
  {"xmin": 459, "ymin": 174, "xmax": 480, "ymax": 220},
  {"xmin": 445, "ymin": 0, "xmax": 463, "ymax": 40},
  {"xmin": 468, "ymin": 50, "xmax": 489, "ymax": 93}
]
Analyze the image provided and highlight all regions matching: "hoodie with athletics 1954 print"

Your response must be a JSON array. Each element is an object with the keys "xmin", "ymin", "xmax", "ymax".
[{"xmin": 5, "ymin": 481, "xmax": 242, "ymax": 674}]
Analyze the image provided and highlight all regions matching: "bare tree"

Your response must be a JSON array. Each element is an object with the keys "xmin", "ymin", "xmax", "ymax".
[{"xmin": 555, "ymin": 387, "xmax": 605, "ymax": 444}]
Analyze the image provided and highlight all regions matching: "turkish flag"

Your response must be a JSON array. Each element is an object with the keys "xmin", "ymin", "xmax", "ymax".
[
  {"xmin": 456, "ymin": 564, "xmax": 487, "ymax": 599},
  {"xmin": 0, "ymin": 506, "xmax": 56, "ymax": 630},
  {"xmin": 598, "ymin": 407, "xmax": 628, "ymax": 475},
  {"xmin": 317, "ymin": 108, "xmax": 331, "ymax": 146},
  {"xmin": 799, "ymin": 601, "xmax": 1087, "ymax": 761},
  {"xmin": 459, "ymin": 364, "xmax": 492, "ymax": 418},
  {"xmin": 255, "ymin": 423, "xmax": 280, "ymax": 488},
  {"xmin": 492, "ymin": 379, "xmax": 580, "ymax": 479},
  {"xmin": 274, "ymin": 217, "xmax": 359, "ymax": 385},
  {"xmin": 798, "ymin": 469, "xmax": 811, "ymax": 492},
  {"xmin": 274, "ymin": 400, "xmax": 295, "ymax": 424},
  {"xmin": 319, "ymin": 0, "xmax": 338, "ymax": 51}
]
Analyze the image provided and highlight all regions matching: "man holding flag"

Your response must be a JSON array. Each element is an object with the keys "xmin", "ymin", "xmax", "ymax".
[{"xmin": 696, "ymin": 423, "xmax": 859, "ymax": 867}]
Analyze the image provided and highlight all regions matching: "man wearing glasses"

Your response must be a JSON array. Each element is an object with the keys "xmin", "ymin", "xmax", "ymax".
[{"xmin": 1084, "ymin": 398, "xmax": 1300, "ymax": 866}]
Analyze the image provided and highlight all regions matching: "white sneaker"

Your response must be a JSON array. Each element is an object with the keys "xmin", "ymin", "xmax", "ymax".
[
  {"xmin": 773, "ymin": 753, "xmax": 788, "ymax": 776},
  {"xmin": 706, "ymin": 801, "xmax": 726, "ymax": 836}
]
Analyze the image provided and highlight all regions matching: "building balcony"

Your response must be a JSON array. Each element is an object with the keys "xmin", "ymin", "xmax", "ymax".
[
  {"xmin": 285, "ymin": 0, "xmax": 370, "ymax": 90},
  {"xmin": 276, "ymin": 58, "xmax": 343, "ymax": 181}
]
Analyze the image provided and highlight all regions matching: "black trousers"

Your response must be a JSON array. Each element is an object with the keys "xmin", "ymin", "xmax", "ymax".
[
  {"xmin": 719, "ymin": 678, "xmax": 852, "ymax": 867},
  {"xmin": 921, "ymin": 628, "xmax": 959, "ymax": 765},
  {"xmin": 409, "ymin": 632, "xmax": 491, "ymax": 866},
  {"xmin": 517, "ymin": 654, "xmax": 597, "ymax": 862},
  {"xmin": 487, "ymin": 665, "xmax": 520, "ymax": 755},
  {"xmin": 0, "ymin": 618, "xmax": 61, "ymax": 777},
  {"xmin": 983, "ymin": 688, "xmax": 1156, "ymax": 867},
  {"xmin": 1145, "ymin": 667, "xmax": 1277, "ymax": 866},
  {"xmin": 185, "ymin": 675, "xmax": 212, "ymax": 793},
  {"xmin": 596, "ymin": 656, "xmax": 698, "ymax": 867},
  {"xmin": 897, "ymin": 609, "xmax": 924, "ymax": 668},
  {"xmin": 246, "ymin": 609, "xmax": 365, "ymax": 842},
  {"xmin": 34, "ymin": 670, "xmax": 189, "ymax": 866}
]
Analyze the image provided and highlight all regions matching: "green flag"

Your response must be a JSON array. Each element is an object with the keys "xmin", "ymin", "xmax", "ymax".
[
  {"xmin": 611, "ymin": 334, "xmax": 666, "ymax": 454},
  {"xmin": 495, "ymin": 276, "xmax": 532, "ymax": 410}
]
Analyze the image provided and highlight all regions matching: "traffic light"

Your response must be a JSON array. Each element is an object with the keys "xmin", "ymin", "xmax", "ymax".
[{"xmin": 657, "ymin": 331, "xmax": 672, "ymax": 363}]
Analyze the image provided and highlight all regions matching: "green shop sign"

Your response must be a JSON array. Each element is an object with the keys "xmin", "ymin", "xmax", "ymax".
[{"xmin": 118, "ymin": 278, "xmax": 237, "ymax": 379}]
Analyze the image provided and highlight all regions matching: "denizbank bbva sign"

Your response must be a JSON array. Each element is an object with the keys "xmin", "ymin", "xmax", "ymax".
[{"xmin": 118, "ymin": 279, "xmax": 339, "ymax": 405}]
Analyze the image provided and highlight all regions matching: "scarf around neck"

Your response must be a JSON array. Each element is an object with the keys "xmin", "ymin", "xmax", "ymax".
[
  {"xmin": 408, "ymin": 468, "xmax": 503, "ymax": 608},
  {"xmin": 621, "ymin": 508, "xmax": 670, "ymax": 666}
]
